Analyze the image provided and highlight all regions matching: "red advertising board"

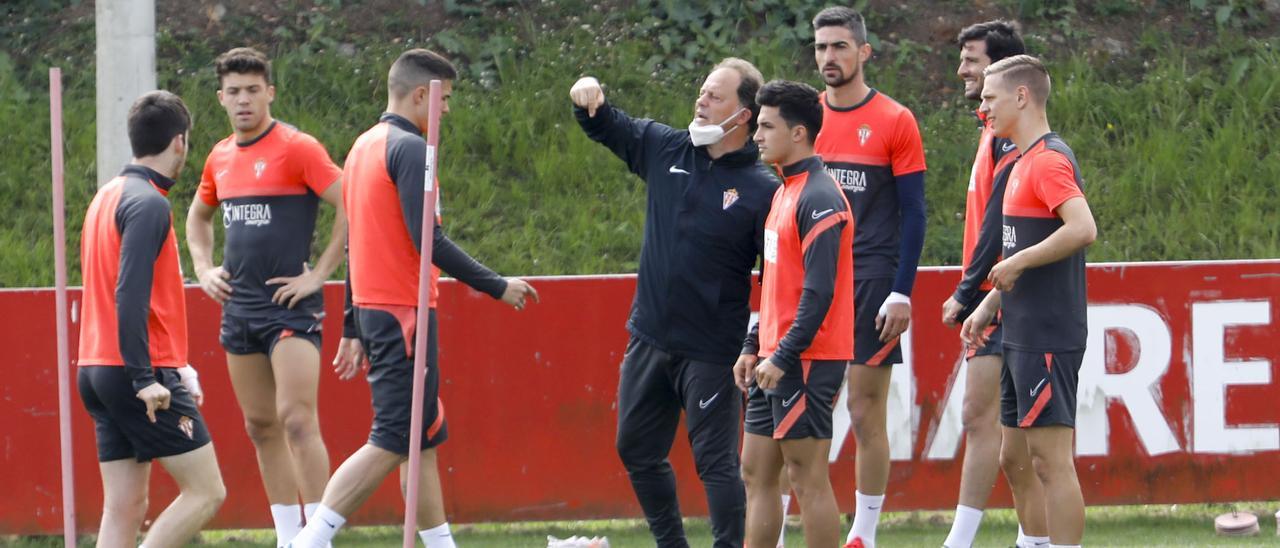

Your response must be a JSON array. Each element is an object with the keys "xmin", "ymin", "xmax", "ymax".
[{"xmin": 2, "ymin": 260, "xmax": 1278, "ymax": 534}]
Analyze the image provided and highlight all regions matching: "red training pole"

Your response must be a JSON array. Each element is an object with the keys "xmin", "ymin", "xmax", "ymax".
[
  {"xmin": 50, "ymin": 67, "xmax": 76, "ymax": 546},
  {"xmin": 404, "ymin": 79, "xmax": 443, "ymax": 547}
]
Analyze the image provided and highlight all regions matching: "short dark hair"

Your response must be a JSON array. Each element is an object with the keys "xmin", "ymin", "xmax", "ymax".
[
  {"xmin": 713, "ymin": 57, "xmax": 764, "ymax": 132},
  {"xmin": 985, "ymin": 54, "xmax": 1051, "ymax": 105},
  {"xmin": 214, "ymin": 47, "xmax": 272, "ymax": 85},
  {"xmin": 813, "ymin": 6, "xmax": 868, "ymax": 46},
  {"xmin": 388, "ymin": 49, "xmax": 458, "ymax": 98},
  {"xmin": 756, "ymin": 80, "xmax": 823, "ymax": 144},
  {"xmin": 956, "ymin": 20, "xmax": 1026, "ymax": 64},
  {"xmin": 127, "ymin": 90, "xmax": 191, "ymax": 158}
]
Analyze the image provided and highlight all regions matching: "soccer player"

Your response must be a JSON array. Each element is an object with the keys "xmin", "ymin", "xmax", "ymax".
[
  {"xmin": 736, "ymin": 79, "xmax": 855, "ymax": 548},
  {"xmin": 570, "ymin": 58, "xmax": 777, "ymax": 548},
  {"xmin": 963, "ymin": 54, "xmax": 1097, "ymax": 548},
  {"xmin": 78, "ymin": 90, "xmax": 226, "ymax": 547},
  {"xmin": 185, "ymin": 47, "xmax": 344, "ymax": 546},
  {"xmin": 809, "ymin": 8, "xmax": 927, "ymax": 547},
  {"xmin": 939, "ymin": 21, "xmax": 1049, "ymax": 548},
  {"xmin": 288, "ymin": 48, "xmax": 538, "ymax": 548}
]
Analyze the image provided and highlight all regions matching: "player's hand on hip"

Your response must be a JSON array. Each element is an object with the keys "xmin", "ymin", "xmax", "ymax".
[
  {"xmin": 197, "ymin": 265, "xmax": 232, "ymax": 304},
  {"xmin": 333, "ymin": 337, "xmax": 368, "ymax": 381},
  {"xmin": 176, "ymin": 365, "xmax": 203, "ymax": 406},
  {"xmin": 501, "ymin": 278, "xmax": 540, "ymax": 311},
  {"xmin": 877, "ymin": 301, "xmax": 911, "ymax": 342},
  {"xmin": 988, "ymin": 257, "xmax": 1023, "ymax": 291},
  {"xmin": 755, "ymin": 358, "xmax": 784, "ymax": 391},
  {"xmin": 570, "ymin": 77, "xmax": 605, "ymax": 117},
  {"xmin": 267, "ymin": 263, "xmax": 324, "ymax": 309},
  {"xmin": 941, "ymin": 296, "xmax": 965, "ymax": 327},
  {"xmin": 136, "ymin": 382, "xmax": 172, "ymax": 423},
  {"xmin": 960, "ymin": 305, "xmax": 995, "ymax": 348},
  {"xmin": 733, "ymin": 354, "xmax": 759, "ymax": 394}
]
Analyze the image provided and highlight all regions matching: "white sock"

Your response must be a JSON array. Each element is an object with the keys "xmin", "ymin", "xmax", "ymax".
[
  {"xmin": 1016, "ymin": 524, "xmax": 1051, "ymax": 548},
  {"xmin": 942, "ymin": 505, "xmax": 984, "ymax": 548},
  {"xmin": 778, "ymin": 494, "xmax": 791, "ymax": 547},
  {"xmin": 289, "ymin": 504, "xmax": 345, "ymax": 548},
  {"xmin": 419, "ymin": 522, "xmax": 457, "ymax": 548},
  {"xmin": 304, "ymin": 502, "xmax": 321, "ymax": 520},
  {"xmin": 271, "ymin": 504, "xmax": 303, "ymax": 547},
  {"xmin": 846, "ymin": 490, "xmax": 884, "ymax": 547}
]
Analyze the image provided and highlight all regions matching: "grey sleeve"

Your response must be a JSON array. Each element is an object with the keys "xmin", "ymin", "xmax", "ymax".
[
  {"xmin": 387, "ymin": 133, "xmax": 428, "ymax": 251},
  {"xmin": 743, "ymin": 320, "xmax": 760, "ymax": 356},
  {"xmin": 387, "ymin": 129, "xmax": 508, "ymax": 299},
  {"xmin": 432, "ymin": 231, "xmax": 508, "ymax": 299},
  {"xmin": 114, "ymin": 190, "xmax": 171, "ymax": 392},
  {"xmin": 953, "ymin": 164, "xmax": 1010, "ymax": 307}
]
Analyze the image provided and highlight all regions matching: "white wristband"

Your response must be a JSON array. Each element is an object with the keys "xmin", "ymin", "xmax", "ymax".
[{"xmin": 877, "ymin": 291, "xmax": 911, "ymax": 316}]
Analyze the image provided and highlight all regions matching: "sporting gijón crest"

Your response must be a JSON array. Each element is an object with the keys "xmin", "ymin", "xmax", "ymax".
[{"xmin": 722, "ymin": 188, "xmax": 739, "ymax": 210}]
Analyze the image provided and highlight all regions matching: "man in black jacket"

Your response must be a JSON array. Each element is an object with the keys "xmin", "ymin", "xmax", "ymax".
[{"xmin": 571, "ymin": 58, "xmax": 777, "ymax": 548}]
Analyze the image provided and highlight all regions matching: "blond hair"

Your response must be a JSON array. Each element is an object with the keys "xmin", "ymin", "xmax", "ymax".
[{"xmin": 983, "ymin": 54, "xmax": 1051, "ymax": 105}]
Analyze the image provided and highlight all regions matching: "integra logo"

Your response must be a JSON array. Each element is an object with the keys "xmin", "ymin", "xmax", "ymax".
[
  {"xmin": 223, "ymin": 203, "xmax": 273, "ymax": 228},
  {"xmin": 1002, "ymin": 224, "xmax": 1016, "ymax": 249},
  {"xmin": 827, "ymin": 167, "xmax": 867, "ymax": 193}
]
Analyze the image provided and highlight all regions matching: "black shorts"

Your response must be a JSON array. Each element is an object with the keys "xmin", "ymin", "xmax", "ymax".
[
  {"xmin": 78, "ymin": 366, "xmax": 212, "ymax": 462},
  {"xmin": 853, "ymin": 278, "xmax": 902, "ymax": 366},
  {"xmin": 220, "ymin": 310, "xmax": 323, "ymax": 356},
  {"xmin": 744, "ymin": 384, "xmax": 772, "ymax": 437},
  {"xmin": 356, "ymin": 305, "xmax": 447, "ymax": 455},
  {"xmin": 745, "ymin": 359, "xmax": 845, "ymax": 440},
  {"xmin": 1000, "ymin": 349, "xmax": 1083, "ymax": 428},
  {"xmin": 967, "ymin": 322, "xmax": 1004, "ymax": 359}
]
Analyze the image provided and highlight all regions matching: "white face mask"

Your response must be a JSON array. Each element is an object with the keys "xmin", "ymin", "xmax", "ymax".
[{"xmin": 688, "ymin": 107, "xmax": 747, "ymax": 147}]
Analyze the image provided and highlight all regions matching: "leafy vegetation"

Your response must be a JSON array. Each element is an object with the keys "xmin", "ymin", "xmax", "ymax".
[{"xmin": 1, "ymin": 0, "xmax": 1277, "ymax": 287}]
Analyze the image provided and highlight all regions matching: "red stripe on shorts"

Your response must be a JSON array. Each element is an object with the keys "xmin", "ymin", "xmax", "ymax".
[
  {"xmin": 1019, "ymin": 383, "xmax": 1053, "ymax": 428},
  {"xmin": 865, "ymin": 336, "xmax": 901, "ymax": 366}
]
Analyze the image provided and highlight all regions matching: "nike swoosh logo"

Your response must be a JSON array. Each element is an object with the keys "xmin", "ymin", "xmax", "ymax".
[
  {"xmin": 698, "ymin": 392, "xmax": 719, "ymax": 409},
  {"xmin": 1030, "ymin": 378, "xmax": 1048, "ymax": 397},
  {"xmin": 781, "ymin": 389, "xmax": 802, "ymax": 407},
  {"xmin": 811, "ymin": 208, "xmax": 834, "ymax": 219},
  {"xmin": 321, "ymin": 518, "xmax": 337, "ymax": 529},
  {"xmin": 669, "ymin": 165, "xmax": 690, "ymax": 174}
]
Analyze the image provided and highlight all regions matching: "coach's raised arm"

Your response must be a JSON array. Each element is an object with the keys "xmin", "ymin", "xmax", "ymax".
[{"xmin": 569, "ymin": 61, "xmax": 777, "ymax": 547}]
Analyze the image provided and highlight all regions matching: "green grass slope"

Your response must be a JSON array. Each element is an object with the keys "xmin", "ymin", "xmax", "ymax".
[{"xmin": 1, "ymin": 0, "xmax": 1276, "ymax": 287}]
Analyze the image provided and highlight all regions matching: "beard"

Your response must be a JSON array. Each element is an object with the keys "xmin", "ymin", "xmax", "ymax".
[
  {"xmin": 822, "ymin": 61, "xmax": 859, "ymax": 88},
  {"xmin": 963, "ymin": 81, "xmax": 982, "ymax": 101}
]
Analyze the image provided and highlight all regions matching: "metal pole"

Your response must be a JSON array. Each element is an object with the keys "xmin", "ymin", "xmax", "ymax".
[
  {"xmin": 50, "ymin": 66, "xmax": 76, "ymax": 547},
  {"xmin": 95, "ymin": 0, "xmax": 155, "ymax": 186},
  {"xmin": 404, "ymin": 79, "xmax": 443, "ymax": 547}
]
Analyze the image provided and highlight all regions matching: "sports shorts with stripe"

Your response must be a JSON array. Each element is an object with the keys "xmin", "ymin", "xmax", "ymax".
[
  {"xmin": 1000, "ymin": 349, "xmax": 1083, "ymax": 428},
  {"xmin": 219, "ymin": 310, "xmax": 323, "ymax": 356},
  {"xmin": 355, "ymin": 305, "xmax": 448, "ymax": 454},
  {"xmin": 853, "ymin": 278, "xmax": 902, "ymax": 366},
  {"xmin": 957, "ymin": 290, "xmax": 1003, "ymax": 359},
  {"xmin": 759, "ymin": 359, "xmax": 845, "ymax": 440}
]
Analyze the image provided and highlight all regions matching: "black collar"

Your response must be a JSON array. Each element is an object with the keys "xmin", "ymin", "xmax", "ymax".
[
  {"xmin": 119, "ymin": 164, "xmax": 176, "ymax": 192},
  {"xmin": 781, "ymin": 155, "xmax": 824, "ymax": 179},
  {"xmin": 823, "ymin": 88, "xmax": 878, "ymax": 113},
  {"xmin": 381, "ymin": 113, "xmax": 422, "ymax": 135},
  {"xmin": 697, "ymin": 139, "xmax": 761, "ymax": 167},
  {"xmin": 236, "ymin": 120, "xmax": 278, "ymax": 148}
]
